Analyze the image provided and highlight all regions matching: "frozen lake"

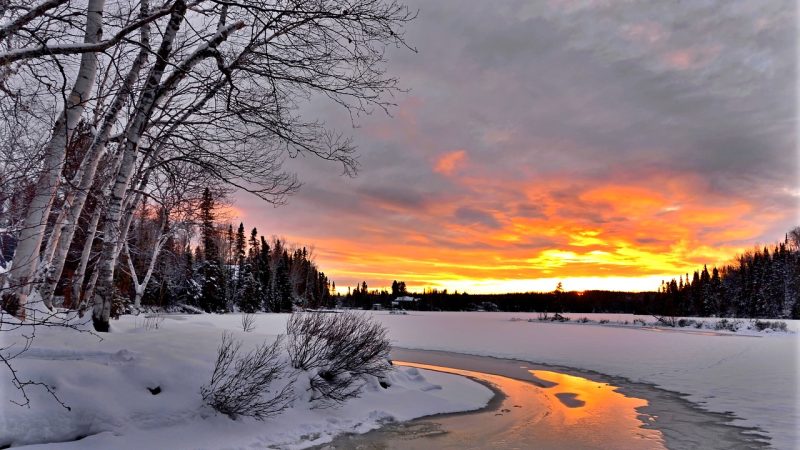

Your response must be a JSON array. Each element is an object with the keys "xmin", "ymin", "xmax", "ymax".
[{"xmin": 320, "ymin": 349, "xmax": 770, "ymax": 449}]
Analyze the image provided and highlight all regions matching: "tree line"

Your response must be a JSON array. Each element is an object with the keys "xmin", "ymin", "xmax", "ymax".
[
  {"xmin": 181, "ymin": 188, "xmax": 334, "ymax": 313},
  {"xmin": 655, "ymin": 228, "xmax": 800, "ymax": 319}
]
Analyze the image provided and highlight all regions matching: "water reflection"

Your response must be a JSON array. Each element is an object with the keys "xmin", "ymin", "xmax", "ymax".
[
  {"xmin": 321, "ymin": 361, "xmax": 666, "ymax": 449},
  {"xmin": 530, "ymin": 369, "xmax": 649, "ymax": 425},
  {"xmin": 318, "ymin": 351, "xmax": 769, "ymax": 450}
]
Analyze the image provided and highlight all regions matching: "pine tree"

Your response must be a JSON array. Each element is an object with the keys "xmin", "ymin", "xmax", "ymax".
[
  {"xmin": 235, "ymin": 223, "xmax": 246, "ymax": 269},
  {"xmin": 699, "ymin": 265, "xmax": 711, "ymax": 315},
  {"xmin": 258, "ymin": 236, "xmax": 271, "ymax": 309},
  {"xmin": 279, "ymin": 250, "xmax": 293, "ymax": 311},
  {"xmin": 177, "ymin": 245, "xmax": 200, "ymax": 306},
  {"xmin": 709, "ymin": 266, "xmax": 722, "ymax": 316},
  {"xmin": 391, "ymin": 280, "xmax": 399, "ymax": 297},
  {"xmin": 199, "ymin": 188, "xmax": 227, "ymax": 313},
  {"xmin": 230, "ymin": 222, "xmax": 246, "ymax": 307}
]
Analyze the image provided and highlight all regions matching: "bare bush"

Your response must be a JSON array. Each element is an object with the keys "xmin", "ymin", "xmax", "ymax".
[
  {"xmin": 200, "ymin": 332, "xmax": 293, "ymax": 420},
  {"xmin": 653, "ymin": 315, "xmax": 677, "ymax": 327},
  {"xmin": 752, "ymin": 319, "xmax": 788, "ymax": 332},
  {"xmin": 714, "ymin": 318, "xmax": 744, "ymax": 332},
  {"xmin": 286, "ymin": 312, "xmax": 391, "ymax": 405},
  {"xmin": 139, "ymin": 313, "xmax": 165, "ymax": 331},
  {"xmin": 241, "ymin": 313, "xmax": 255, "ymax": 332}
]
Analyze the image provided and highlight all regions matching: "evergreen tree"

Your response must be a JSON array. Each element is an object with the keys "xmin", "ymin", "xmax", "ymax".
[
  {"xmin": 278, "ymin": 250, "xmax": 293, "ymax": 311},
  {"xmin": 258, "ymin": 236, "xmax": 272, "ymax": 310},
  {"xmin": 177, "ymin": 245, "xmax": 200, "ymax": 306},
  {"xmin": 709, "ymin": 266, "xmax": 722, "ymax": 316},
  {"xmin": 199, "ymin": 188, "xmax": 227, "ymax": 313}
]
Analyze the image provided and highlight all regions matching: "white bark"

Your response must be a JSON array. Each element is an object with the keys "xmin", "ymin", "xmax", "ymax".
[
  {"xmin": 92, "ymin": 0, "xmax": 187, "ymax": 331},
  {"xmin": 70, "ymin": 206, "xmax": 101, "ymax": 308},
  {"xmin": 39, "ymin": 13, "xmax": 151, "ymax": 308},
  {"xmin": 0, "ymin": 2, "xmax": 179, "ymax": 65},
  {"xmin": 5, "ymin": 0, "xmax": 104, "ymax": 318},
  {"xmin": 0, "ymin": 0, "xmax": 71, "ymax": 43},
  {"xmin": 124, "ymin": 230, "xmax": 168, "ymax": 310}
]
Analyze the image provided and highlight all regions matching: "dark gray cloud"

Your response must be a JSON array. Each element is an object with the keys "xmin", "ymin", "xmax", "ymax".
[{"xmin": 453, "ymin": 206, "xmax": 502, "ymax": 229}]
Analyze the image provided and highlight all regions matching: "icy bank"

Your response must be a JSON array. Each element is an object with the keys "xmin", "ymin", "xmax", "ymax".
[{"xmin": 0, "ymin": 314, "xmax": 492, "ymax": 449}]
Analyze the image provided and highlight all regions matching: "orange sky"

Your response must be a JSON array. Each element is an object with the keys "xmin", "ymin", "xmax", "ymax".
[
  {"xmin": 233, "ymin": 0, "xmax": 797, "ymax": 294},
  {"xmin": 236, "ymin": 155, "xmax": 796, "ymax": 293}
]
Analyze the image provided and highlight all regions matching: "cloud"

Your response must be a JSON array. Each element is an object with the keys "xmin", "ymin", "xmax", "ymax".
[
  {"xmin": 453, "ymin": 206, "xmax": 502, "ymax": 229},
  {"xmin": 233, "ymin": 0, "xmax": 797, "ymax": 293},
  {"xmin": 434, "ymin": 150, "xmax": 467, "ymax": 175}
]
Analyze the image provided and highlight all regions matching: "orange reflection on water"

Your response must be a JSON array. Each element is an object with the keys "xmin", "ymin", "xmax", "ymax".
[
  {"xmin": 530, "ymin": 370, "xmax": 649, "ymax": 425},
  {"xmin": 393, "ymin": 361, "xmax": 664, "ymax": 449}
]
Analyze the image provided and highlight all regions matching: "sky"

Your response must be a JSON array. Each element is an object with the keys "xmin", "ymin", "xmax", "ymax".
[{"xmin": 234, "ymin": 0, "xmax": 798, "ymax": 294}]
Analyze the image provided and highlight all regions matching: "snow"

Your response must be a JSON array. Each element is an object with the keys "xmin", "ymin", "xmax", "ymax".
[
  {"xmin": 0, "ymin": 313, "xmax": 492, "ymax": 449},
  {"xmin": 370, "ymin": 311, "xmax": 799, "ymax": 450},
  {"xmin": 3, "ymin": 311, "xmax": 797, "ymax": 449}
]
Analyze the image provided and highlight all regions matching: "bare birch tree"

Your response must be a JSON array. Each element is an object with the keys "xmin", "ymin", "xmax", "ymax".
[{"xmin": 2, "ymin": 0, "xmax": 415, "ymax": 332}]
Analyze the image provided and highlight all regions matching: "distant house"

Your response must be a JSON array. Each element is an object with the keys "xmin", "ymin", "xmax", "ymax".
[{"xmin": 391, "ymin": 296, "xmax": 419, "ymax": 309}]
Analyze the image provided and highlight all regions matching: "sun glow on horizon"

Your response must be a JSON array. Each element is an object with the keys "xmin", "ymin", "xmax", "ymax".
[{"xmin": 329, "ymin": 275, "xmax": 673, "ymax": 295}]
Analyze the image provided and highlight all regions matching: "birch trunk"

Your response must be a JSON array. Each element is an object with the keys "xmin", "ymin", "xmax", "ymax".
[
  {"xmin": 70, "ymin": 206, "xmax": 101, "ymax": 309},
  {"xmin": 125, "ymin": 231, "xmax": 167, "ymax": 310},
  {"xmin": 39, "ymin": 13, "xmax": 151, "ymax": 308},
  {"xmin": 92, "ymin": 0, "xmax": 186, "ymax": 331},
  {"xmin": 5, "ymin": 0, "xmax": 105, "ymax": 318}
]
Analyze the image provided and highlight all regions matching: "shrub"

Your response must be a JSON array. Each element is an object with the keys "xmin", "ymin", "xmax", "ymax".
[
  {"xmin": 286, "ymin": 312, "xmax": 391, "ymax": 405},
  {"xmin": 200, "ymin": 332, "xmax": 293, "ymax": 420},
  {"xmin": 599, "ymin": 319, "xmax": 610, "ymax": 324},
  {"xmin": 577, "ymin": 317, "xmax": 590, "ymax": 323},
  {"xmin": 139, "ymin": 313, "xmax": 164, "ymax": 331},
  {"xmin": 753, "ymin": 320, "xmax": 788, "ymax": 332},
  {"xmin": 241, "ymin": 313, "xmax": 256, "ymax": 332},
  {"xmin": 714, "ymin": 318, "xmax": 743, "ymax": 332},
  {"xmin": 652, "ymin": 315, "xmax": 675, "ymax": 327}
]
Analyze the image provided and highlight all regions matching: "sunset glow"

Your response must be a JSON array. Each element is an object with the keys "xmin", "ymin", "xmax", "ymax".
[{"xmin": 234, "ymin": 0, "xmax": 796, "ymax": 294}]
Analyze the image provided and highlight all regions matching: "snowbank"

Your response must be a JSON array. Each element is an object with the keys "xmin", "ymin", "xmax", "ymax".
[
  {"xmin": 371, "ymin": 311, "xmax": 799, "ymax": 449},
  {"xmin": 0, "ymin": 313, "xmax": 492, "ymax": 449}
]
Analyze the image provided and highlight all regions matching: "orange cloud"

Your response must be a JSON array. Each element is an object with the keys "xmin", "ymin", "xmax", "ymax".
[
  {"xmin": 291, "ymin": 169, "xmax": 792, "ymax": 294},
  {"xmin": 434, "ymin": 150, "xmax": 467, "ymax": 175},
  {"xmin": 663, "ymin": 45, "xmax": 720, "ymax": 70},
  {"xmin": 239, "ymin": 165, "xmax": 791, "ymax": 295}
]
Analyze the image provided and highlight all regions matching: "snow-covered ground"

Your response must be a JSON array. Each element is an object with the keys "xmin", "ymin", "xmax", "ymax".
[
  {"xmin": 372, "ymin": 312, "xmax": 799, "ymax": 450},
  {"xmin": 3, "ymin": 311, "xmax": 797, "ymax": 449},
  {"xmin": 0, "ymin": 313, "xmax": 492, "ymax": 449}
]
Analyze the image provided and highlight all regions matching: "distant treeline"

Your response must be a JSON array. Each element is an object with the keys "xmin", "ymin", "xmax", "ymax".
[
  {"xmin": 655, "ymin": 228, "xmax": 800, "ymax": 319},
  {"xmin": 340, "ymin": 228, "xmax": 800, "ymax": 319},
  {"xmin": 341, "ymin": 286, "xmax": 660, "ymax": 314}
]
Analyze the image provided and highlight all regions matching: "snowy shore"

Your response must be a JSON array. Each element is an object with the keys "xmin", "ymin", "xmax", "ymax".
[
  {"xmin": 3, "ymin": 311, "xmax": 796, "ymax": 449},
  {"xmin": 0, "ymin": 313, "xmax": 492, "ymax": 449}
]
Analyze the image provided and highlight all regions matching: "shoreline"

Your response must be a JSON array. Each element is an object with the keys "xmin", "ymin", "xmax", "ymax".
[{"xmin": 342, "ymin": 347, "xmax": 773, "ymax": 449}]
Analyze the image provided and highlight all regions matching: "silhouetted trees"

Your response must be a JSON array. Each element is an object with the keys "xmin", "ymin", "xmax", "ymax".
[
  {"xmin": 70, "ymin": 188, "xmax": 335, "ymax": 314},
  {"xmin": 657, "ymin": 228, "xmax": 800, "ymax": 319}
]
